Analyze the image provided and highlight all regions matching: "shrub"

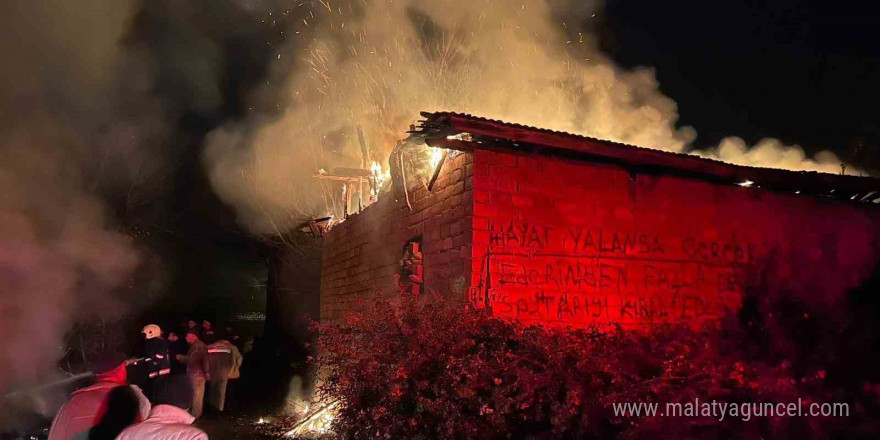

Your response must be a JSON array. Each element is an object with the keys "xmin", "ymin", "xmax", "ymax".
[{"xmin": 313, "ymin": 298, "xmax": 877, "ymax": 439}]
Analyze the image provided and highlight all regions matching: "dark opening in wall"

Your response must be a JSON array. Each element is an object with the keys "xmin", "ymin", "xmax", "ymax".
[{"xmin": 395, "ymin": 237, "xmax": 424, "ymax": 296}]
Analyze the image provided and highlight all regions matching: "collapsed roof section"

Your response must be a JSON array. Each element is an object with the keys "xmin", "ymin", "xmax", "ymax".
[{"xmin": 414, "ymin": 111, "xmax": 880, "ymax": 204}]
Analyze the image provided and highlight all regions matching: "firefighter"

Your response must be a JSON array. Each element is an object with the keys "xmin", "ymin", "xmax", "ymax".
[
  {"xmin": 205, "ymin": 339, "xmax": 242, "ymax": 414},
  {"xmin": 141, "ymin": 324, "xmax": 171, "ymax": 403}
]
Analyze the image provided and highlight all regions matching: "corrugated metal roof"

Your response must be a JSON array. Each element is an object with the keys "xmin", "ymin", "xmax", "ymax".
[{"xmin": 414, "ymin": 111, "xmax": 880, "ymax": 204}]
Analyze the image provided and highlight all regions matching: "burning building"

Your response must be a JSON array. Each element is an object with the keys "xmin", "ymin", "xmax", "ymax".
[{"xmin": 319, "ymin": 112, "xmax": 880, "ymax": 329}]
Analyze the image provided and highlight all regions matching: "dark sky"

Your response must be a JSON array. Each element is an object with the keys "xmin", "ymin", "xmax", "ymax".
[
  {"xmin": 599, "ymin": 0, "xmax": 880, "ymax": 169},
  {"xmin": 163, "ymin": 0, "xmax": 880, "ymax": 323}
]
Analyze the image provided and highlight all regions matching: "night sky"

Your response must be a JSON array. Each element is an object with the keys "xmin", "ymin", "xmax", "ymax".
[
  {"xmin": 163, "ymin": 0, "xmax": 880, "ymax": 323},
  {"xmin": 600, "ymin": 0, "xmax": 879, "ymax": 168}
]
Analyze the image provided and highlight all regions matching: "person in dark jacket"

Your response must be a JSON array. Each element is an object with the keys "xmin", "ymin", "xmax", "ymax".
[
  {"xmin": 200, "ymin": 321, "xmax": 217, "ymax": 344},
  {"xmin": 141, "ymin": 324, "xmax": 171, "ymax": 403},
  {"xmin": 186, "ymin": 320, "xmax": 199, "ymax": 337},
  {"xmin": 223, "ymin": 326, "xmax": 242, "ymax": 350},
  {"xmin": 161, "ymin": 332, "xmax": 194, "ymax": 411},
  {"xmin": 177, "ymin": 332, "xmax": 209, "ymax": 418},
  {"xmin": 166, "ymin": 332, "xmax": 186, "ymax": 375}
]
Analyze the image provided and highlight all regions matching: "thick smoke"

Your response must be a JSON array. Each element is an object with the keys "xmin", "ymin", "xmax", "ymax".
[
  {"xmin": 0, "ymin": 136, "xmax": 139, "ymax": 410},
  {"xmin": 695, "ymin": 137, "xmax": 846, "ymax": 174},
  {"xmin": 205, "ymin": 0, "xmax": 852, "ymax": 234},
  {"xmin": 0, "ymin": 1, "xmax": 143, "ymax": 424},
  {"xmin": 0, "ymin": 0, "xmax": 253, "ymax": 425}
]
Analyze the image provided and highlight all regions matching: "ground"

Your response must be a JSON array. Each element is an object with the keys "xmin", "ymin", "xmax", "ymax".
[
  {"xmin": 196, "ymin": 410, "xmax": 337, "ymax": 440},
  {"xmin": 196, "ymin": 411, "xmax": 276, "ymax": 440},
  {"xmin": 193, "ymin": 341, "xmax": 325, "ymax": 440}
]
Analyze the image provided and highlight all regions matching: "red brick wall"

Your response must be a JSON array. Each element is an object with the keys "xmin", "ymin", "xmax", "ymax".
[
  {"xmin": 470, "ymin": 149, "xmax": 880, "ymax": 329},
  {"xmin": 322, "ymin": 146, "xmax": 880, "ymax": 329},
  {"xmin": 320, "ymin": 152, "xmax": 474, "ymax": 321}
]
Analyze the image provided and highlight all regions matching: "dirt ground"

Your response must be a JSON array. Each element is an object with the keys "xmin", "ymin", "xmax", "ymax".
[
  {"xmin": 196, "ymin": 412, "xmax": 275, "ymax": 440},
  {"xmin": 195, "ymin": 409, "xmax": 333, "ymax": 440}
]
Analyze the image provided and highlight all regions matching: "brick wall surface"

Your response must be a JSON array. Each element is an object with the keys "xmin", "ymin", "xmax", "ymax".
[
  {"xmin": 321, "ymin": 146, "xmax": 880, "ymax": 330},
  {"xmin": 320, "ymin": 151, "xmax": 474, "ymax": 321},
  {"xmin": 471, "ymin": 149, "xmax": 880, "ymax": 329}
]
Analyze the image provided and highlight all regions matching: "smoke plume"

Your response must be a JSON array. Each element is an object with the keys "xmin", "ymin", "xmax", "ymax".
[
  {"xmin": 0, "ymin": 0, "xmax": 259, "ymax": 425},
  {"xmin": 695, "ymin": 137, "xmax": 846, "ymax": 174},
  {"xmin": 0, "ymin": 4, "xmax": 141, "ymax": 429},
  {"xmin": 204, "ymin": 0, "xmax": 852, "ymax": 234}
]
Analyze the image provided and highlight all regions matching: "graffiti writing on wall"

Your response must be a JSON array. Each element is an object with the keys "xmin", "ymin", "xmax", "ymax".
[{"xmin": 479, "ymin": 220, "xmax": 760, "ymax": 328}]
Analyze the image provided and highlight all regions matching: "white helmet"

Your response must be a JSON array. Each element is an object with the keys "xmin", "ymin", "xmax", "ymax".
[{"xmin": 142, "ymin": 324, "xmax": 161, "ymax": 339}]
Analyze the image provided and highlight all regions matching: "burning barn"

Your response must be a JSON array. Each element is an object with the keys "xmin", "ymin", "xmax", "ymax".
[{"xmin": 319, "ymin": 112, "xmax": 880, "ymax": 329}]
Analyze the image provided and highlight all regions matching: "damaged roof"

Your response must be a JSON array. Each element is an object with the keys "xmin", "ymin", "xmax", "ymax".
[{"xmin": 415, "ymin": 111, "xmax": 880, "ymax": 204}]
